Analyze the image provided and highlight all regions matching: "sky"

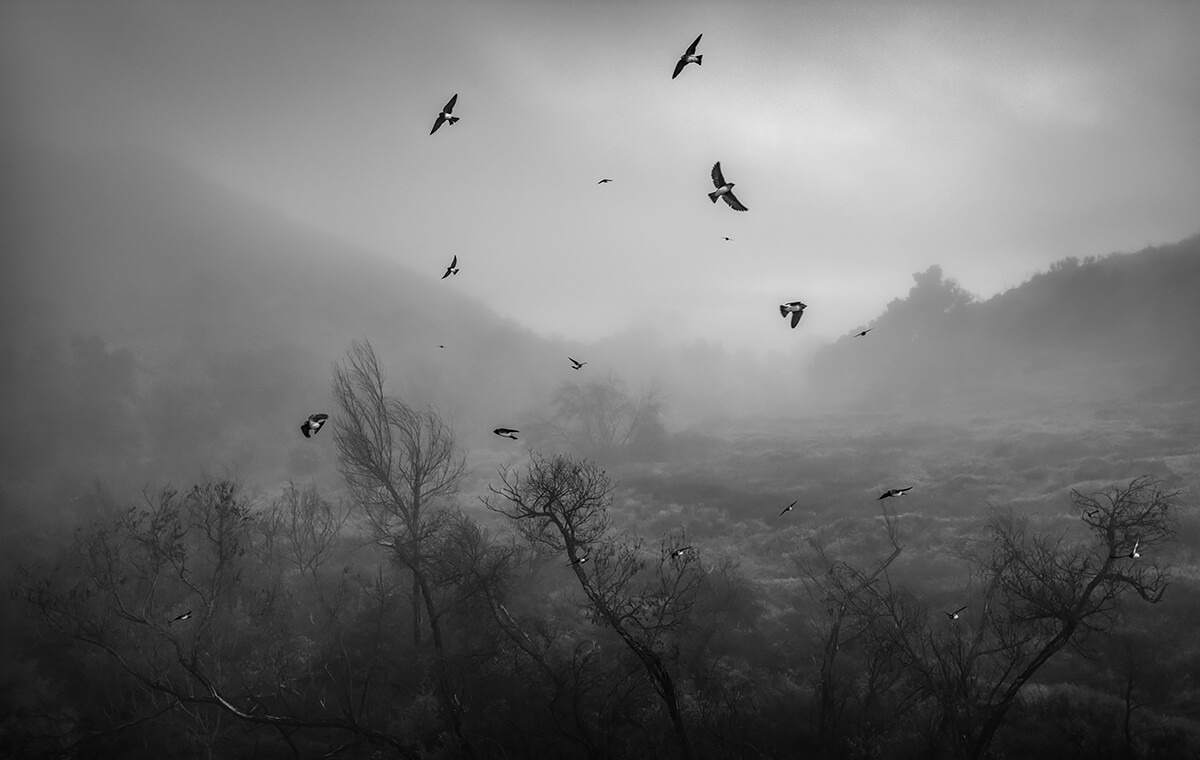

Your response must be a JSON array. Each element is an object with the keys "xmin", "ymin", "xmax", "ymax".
[{"xmin": 5, "ymin": 0, "xmax": 1199, "ymax": 351}]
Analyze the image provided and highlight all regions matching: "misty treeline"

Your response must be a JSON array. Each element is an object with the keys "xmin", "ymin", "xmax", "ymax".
[{"xmin": 6, "ymin": 340, "xmax": 1196, "ymax": 760}]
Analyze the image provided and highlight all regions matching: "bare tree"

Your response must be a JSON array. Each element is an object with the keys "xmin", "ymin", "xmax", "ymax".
[
  {"xmin": 18, "ymin": 480, "xmax": 421, "ymax": 759},
  {"xmin": 798, "ymin": 503, "xmax": 913, "ymax": 756},
  {"xmin": 485, "ymin": 453, "xmax": 700, "ymax": 759},
  {"xmin": 331, "ymin": 338, "xmax": 466, "ymax": 648},
  {"xmin": 253, "ymin": 482, "xmax": 351, "ymax": 619},
  {"xmin": 545, "ymin": 376, "xmax": 666, "ymax": 461},
  {"xmin": 878, "ymin": 476, "xmax": 1183, "ymax": 759},
  {"xmin": 330, "ymin": 339, "xmax": 473, "ymax": 753}
]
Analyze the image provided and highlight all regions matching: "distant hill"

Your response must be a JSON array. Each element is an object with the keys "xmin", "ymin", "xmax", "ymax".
[
  {"xmin": 2, "ymin": 145, "xmax": 561, "ymax": 494},
  {"xmin": 806, "ymin": 235, "xmax": 1200, "ymax": 410}
]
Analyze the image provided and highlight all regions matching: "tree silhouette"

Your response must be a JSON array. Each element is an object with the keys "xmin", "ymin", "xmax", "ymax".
[
  {"xmin": 878, "ymin": 476, "xmax": 1183, "ymax": 759},
  {"xmin": 330, "ymin": 339, "xmax": 474, "ymax": 753},
  {"xmin": 544, "ymin": 376, "xmax": 666, "ymax": 462},
  {"xmin": 799, "ymin": 503, "xmax": 911, "ymax": 755},
  {"xmin": 17, "ymin": 480, "xmax": 423, "ymax": 759},
  {"xmin": 486, "ymin": 453, "xmax": 700, "ymax": 759}
]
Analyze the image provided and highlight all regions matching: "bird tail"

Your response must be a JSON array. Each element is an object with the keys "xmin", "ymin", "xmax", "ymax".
[
  {"xmin": 448, "ymin": 117, "xmax": 459, "ymax": 125},
  {"xmin": 696, "ymin": 55, "xmax": 703, "ymax": 66},
  {"xmin": 708, "ymin": 191, "xmax": 719, "ymax": 203}
]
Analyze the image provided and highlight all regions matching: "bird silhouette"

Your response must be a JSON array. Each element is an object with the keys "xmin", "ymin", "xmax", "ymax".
[
  {"xmin": 944, "ymin": 605, "xmax": 968, "ymax": 620},
  {"xmin": 670, "ymin": 546, "xmax": 693, "ymax": 559},
  {"xmin": 442, "ymin": 255, "xmax": 459, "ymax": 279},
  {"xmin": 854, "ymin": 328, "xmax": 873, "ymax": 337},
  {"xmin": 779, "ymin": 500, "xmax": 798, "ymax": 516},
  {"xmin": 493, "ymin": 428, "xmax": 519, "ymax": 440},
  {"xmin": 569, "ymin": 357, "xmax": 587, "ymax": 370},
  {"xmin": 597, "ymin": 178, "xmax": 614, "ymax": 184},
  {"xmin": 570, "ymin": 553, "xmax": 590, "ymax": 566},
  {"xmin": 672, "ymin": 34, "xmax": 703, "ymax": 79},
  {"xmin": 170, "ymin": 610, "xmax": 193, "ymax": 623},
  {"xmin": 300, "ymin": 413, "xmax": 329, "ymax": 438},
  {"xmin": 780, "ymin": 302, "xmax": 807, "ymax": 328},
  {"xmin": 722, "ymin": 236, "xmax": 733, "ymax": 241},
  {"xmin": 878, "ymin": 487, "xmax": 913, "ymax": 500},
  {"xmin": 430, "ymin": 94, "xmax": 460, "ymax": 134},
  {"xmin": 709, "ymin": 162, "xmax": 748, "ymax": 211}
]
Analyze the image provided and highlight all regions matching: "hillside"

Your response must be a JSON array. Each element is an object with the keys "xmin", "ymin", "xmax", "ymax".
[
  {"xmin": 2, "ymin": 146, "xmax": 561, "ymax": 497},
  {"xmin": 805, "ymin": 236, "xmax": 1200, "ymax": 410}
]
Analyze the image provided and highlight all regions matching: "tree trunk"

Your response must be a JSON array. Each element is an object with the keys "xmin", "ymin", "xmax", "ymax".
[
  {"xmin": 969, "ymin": 625, "xmax": 1074, "ymax": 759},
  {"xmin": 410, "ymin": 572, "xmax": 422, "ymax": 648}
]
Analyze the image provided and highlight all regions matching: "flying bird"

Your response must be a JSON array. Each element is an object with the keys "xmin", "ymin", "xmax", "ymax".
[
  {"xmin": 1111, "ymin": 539, "xmax": 1141, "ymax": 559},
  {"xmin": 672, "ymin": 34, "xmax": 703, "ymax": 79},
  {"xmin": 780, "ymin": 301, "xmax": 807, "ymax": 328},
  {"xmin": 570, "ymin": 553, "xmax": 590, "ymax": 566},
  {"xmin": 300, "ymin": 413, "xmax": 329, "ymax": 438},
  {"xmin": 945, "ymin": 605, "xmax": 968, "ymax": 621},
  {"xmin": 878, "ymin": 487, "xmax": 913, "ymax": 500},
  {"xmin": 779, "ymin": 500, "xmax": 798, "ymax": 517},
  {"xmin": 709, "ymin": 162, "xmax": 748, "ymax": 211},
  {"xmin": 670, "ymin": 546, "xmax": 693, "ymax": 559},
  {"xmin": 597, "ymin": 178, "xmax": 613, "ymax": 184},
  {"xmin": 170, "ymin": 610, "xmax": 192, "ymax": 624},
  {"xmin": 493, "ymin": 428, "xmax": 519, "ymax": 440},
  {"xmin": 430, "ymin": 94, "xmax": 460, "ymax": 135},
  {"xmin": 722, "ymin": 236, "xmax": 733, "ymax": 241},
  {"xmin": 854, "ymin": 329, "xmax": 873, "ymax": 338},
  {"xmin": 442, "ymin": 255, "xmax": 459, "ymax": 279},
  {"xmin": 569, "ymin": 357, "xmax": 587, "ymax": 370}
]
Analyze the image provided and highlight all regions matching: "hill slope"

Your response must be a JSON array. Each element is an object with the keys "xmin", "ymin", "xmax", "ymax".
[
  {"xmin": 806, "ymin": 236, "xmax": 1200, "ymax": 411},
  {"xmin": 2, "ymin": 146, "xmax": 561, "ymax": 493}
]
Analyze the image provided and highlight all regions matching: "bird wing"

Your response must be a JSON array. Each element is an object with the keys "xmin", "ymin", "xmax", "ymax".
[
  {"xmin": 431, "ymin": 115, "xmax": 445, "ymax": 135},
  {"xmin": 898, "ymin": 487, "xmax": 913, "ymax": 494},
  {"xmin": 954, "ymin": 605, "xmax": 968, "ymax": 615},
  {"xmin": 672, "ymin": 58, "xmax": 687, "ymax": 79},
  {"xmin": 444, "ymin": 93, "xmax": 458, "ymax": 113},
  {"xmin": 722, "ymin": 191, "xmax": 748, "ymax": 212},
  {"xmin": 301, "ymin": 424, "xmax": 312, "ymax": 438},
  {"xmin": 312, "ymin": 414, "xmax": 328, "ymax": 422},
  {"xmin": 878, "ymin": 492, "xmax": 890, "ymax": 500},
  {"xmin": 790, "ymin": 309, "xmax": 803, "ymax": 328},
  {"xmin": 686, "ymin": 33, "xmax": 702, "ymax": 55},
  {"xmin": 711, "ymin": 162, "xmax": 725, "ymax": 188},
  {"xmin": 441, "ymin": 269, "xmax": 451, "ymax": 279}
]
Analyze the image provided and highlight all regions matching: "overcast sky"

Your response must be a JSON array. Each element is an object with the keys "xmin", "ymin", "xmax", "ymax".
[{"xmin": 5, "ymin": 0, "xmax": 1199, "ymax": 350}]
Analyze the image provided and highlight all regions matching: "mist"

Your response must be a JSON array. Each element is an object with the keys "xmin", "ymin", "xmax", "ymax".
[{"xmin": 4, "ymin": 1, "xmax": 1200, "ymax": 758}]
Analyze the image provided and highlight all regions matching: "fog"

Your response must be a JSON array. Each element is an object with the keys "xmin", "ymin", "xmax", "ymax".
[{"xmin": 4, "ymin": 1, "xmax": 1200, "ymax": 758}]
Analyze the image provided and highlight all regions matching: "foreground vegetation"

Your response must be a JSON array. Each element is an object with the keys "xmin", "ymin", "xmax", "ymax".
[{"xmin": 5, "ymin": 342, "xmax": 1197, "ymax": 760}]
